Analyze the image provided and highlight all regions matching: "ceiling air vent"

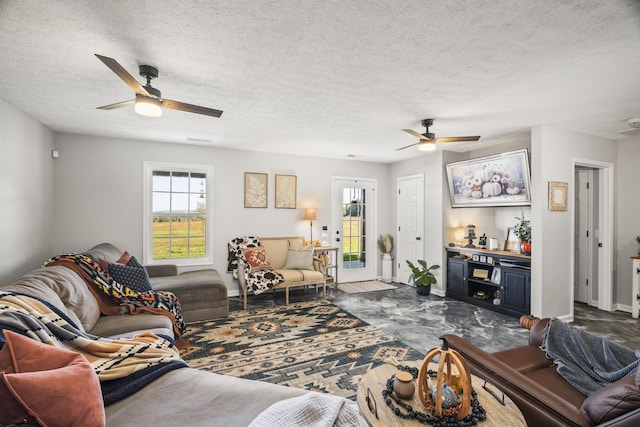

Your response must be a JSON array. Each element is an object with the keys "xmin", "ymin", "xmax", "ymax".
[{"xmin": 617, "ymin": 118, "xmax": 640, "ymax": 137}]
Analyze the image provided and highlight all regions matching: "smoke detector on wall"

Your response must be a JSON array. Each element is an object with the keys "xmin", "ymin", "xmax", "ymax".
[{"xmin": 618, "ymin": 117, "xmax": 640, "ymax": 137}]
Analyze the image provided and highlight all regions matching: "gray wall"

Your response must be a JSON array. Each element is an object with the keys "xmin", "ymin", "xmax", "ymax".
[
  {"xmin": 0, "ymin": 99, "xmax": 54, "ymax": 283},
  {"xmin": 51, "ymin": 132, "xmax": 390, "ymax": 293},
  {"xmin": 615, "ymin": 138, "xmax": 640, "ymax": 309},
  {"xmin": 3, "ymin": 96, "xmax": 639, "ymax": 321},
  {"xmin": 531, "ymin": 125, "xmax": 619, "ymax": 318}
]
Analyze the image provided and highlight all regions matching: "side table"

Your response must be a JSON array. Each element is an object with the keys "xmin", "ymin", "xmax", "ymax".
[
  {"xmin": 356, "ymin": 361, "xmax": 525, "ymax": 426},
  {"xmin": 314, "ymin": 246, "xmax": 339, "ymax": 287}
]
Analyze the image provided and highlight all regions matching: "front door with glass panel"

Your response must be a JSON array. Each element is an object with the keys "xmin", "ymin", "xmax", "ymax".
[{"xmin": 332, "ymin": 178, "xmax": 376, "ymax": 283}]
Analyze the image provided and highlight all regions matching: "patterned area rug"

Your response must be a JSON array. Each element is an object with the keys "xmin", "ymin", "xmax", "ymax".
[
  {"xmin": 337, "ymin": 280, "xmax": 397, "ymax": 294},
  {"xmin": 180, "ymin": 300, "xmax": 422, "ymax": 400}
]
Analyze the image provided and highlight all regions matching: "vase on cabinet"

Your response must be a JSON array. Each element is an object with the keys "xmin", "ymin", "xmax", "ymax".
[{"xmin": 520, "ymin": 241, "xmax": 531, "ymax": 256}]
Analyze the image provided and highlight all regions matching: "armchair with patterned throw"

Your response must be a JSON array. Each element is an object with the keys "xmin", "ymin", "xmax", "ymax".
[{"xmin": 227, "ymin": 236, "xmax": 326, "ymax": 309}]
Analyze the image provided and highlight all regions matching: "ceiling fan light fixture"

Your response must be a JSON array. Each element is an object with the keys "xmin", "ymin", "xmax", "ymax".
[
  {"xmin": 418, "ymin": 141, "xmax": 436, "ymax": 151},
  {"xmin": 134, "ymin": 95, "xmax": 162, "ymax": 117}
]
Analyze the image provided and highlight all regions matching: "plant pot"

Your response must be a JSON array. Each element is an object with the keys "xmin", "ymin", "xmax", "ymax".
[
  {"xmin": 520, "ymin": 241, "xmax": 531, "ymax": 256},
  {"xmin": 416, "ymin": 285, "xmax": 431, "ymax": 296}
]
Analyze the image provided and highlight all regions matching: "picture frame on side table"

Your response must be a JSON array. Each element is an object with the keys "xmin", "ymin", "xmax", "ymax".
[
  {"xmin": 244, "ymin": 172, "xmax": 268, "ymax": 208},
  {"xmin": 549, "ymin": 181, "xmax": 568, "ymax": 211},
  {"xmin": 505, "ymin": 227, "xmax": 519, "ymax": 252},
  {"xmin": 275, "ymin": 174, "xmax": 297, "ymax": 209}
]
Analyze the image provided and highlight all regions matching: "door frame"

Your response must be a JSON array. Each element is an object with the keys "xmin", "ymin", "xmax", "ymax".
[
  {"xmin": 331, "ymin": 176, "xmax": 378, "ymax": 283},
  {"xmin": 570, "ymin": 158, "xmax": 613, "ymax": 316}
]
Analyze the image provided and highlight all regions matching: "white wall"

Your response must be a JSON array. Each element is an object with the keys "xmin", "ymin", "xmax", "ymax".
[
  {"xmin": 531, "ymin": 125, "xmax": 617, "ymax": 318},
  {"xmin": 388, "ymin": 134, "xmax": 531, "ymax": 295},
  {"xmin": 52, "ymin": 133, "xmax": 390, "ymax": 293},
  {"xmin": 0, "ymin": 98, "xmax": 55, "ymax": 284},
  {"xmin": 616, "ymin": 137, "xmax": 640, "ymax": 309},
  {"xmin": 2, "ymin": 101, "xmax": 635, "ymax": 319},
  {"xmin": 388, "ymin": 151, "xmax": 446, "ymax": 291}
]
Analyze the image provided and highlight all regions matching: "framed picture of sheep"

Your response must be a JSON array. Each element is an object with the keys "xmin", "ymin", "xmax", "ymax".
[{"xmin": 446, "ymin": 149, "xmax": 532, "ymax": 208}]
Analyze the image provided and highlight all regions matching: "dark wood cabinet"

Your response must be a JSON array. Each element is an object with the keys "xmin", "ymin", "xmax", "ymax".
[
  {"xmin": 501, "ymin": 266, "xmax": 531, "ymax": 314},
  {"xmin": 447, "ymin": 258, "xmax": 467, "ymax": 297},
  {"xmin": 445, "ymin": 247, "xmax": 531, "ymax": 317}
]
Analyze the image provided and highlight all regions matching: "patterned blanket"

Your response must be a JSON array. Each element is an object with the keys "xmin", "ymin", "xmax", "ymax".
[
  {"xmin": 227, "ymin": 237, "xmax": 285, "ymax": 295},
  {"xmin": 0, "ymin": 291, "xmax": 187, "ymax": 404},
  {"xmin": 44, "ymin": 253, "xmax": 187, "ymax": 348}
]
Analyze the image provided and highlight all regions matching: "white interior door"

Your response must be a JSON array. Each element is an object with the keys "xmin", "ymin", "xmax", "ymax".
[
  {"xmin": 332, "ymin": 177, "xmax": 376, "ymax": 283},
  {"xmin": 396, "ymin": 174, "xmax": 424, "ymax": 284}
]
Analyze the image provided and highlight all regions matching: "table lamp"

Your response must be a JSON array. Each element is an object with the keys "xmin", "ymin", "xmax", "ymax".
[{"xmin": 304, "ymin": 208, "xmax": 317, "ymax": 242}]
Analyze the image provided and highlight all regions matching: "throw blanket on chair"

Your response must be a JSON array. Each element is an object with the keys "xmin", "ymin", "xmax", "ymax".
[
  {"xmin": 227, "ymin": 237, "xmax": 285, "ymax": 295},
  {"xmin": 44, "ymin": 253, "xmax": 187, "ymax": 348},
  {"xmin": 541, "ymin": 318, "xmax": 640, "ymax": 395},
  {"xmin": 0, "ymin": 291, "xmax": 187, "ymax": 405}
]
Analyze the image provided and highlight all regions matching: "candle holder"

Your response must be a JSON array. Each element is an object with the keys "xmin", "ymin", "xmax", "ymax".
[{"xmin": 464, "ymin": 224, "xmax": 477, "ymax": 248}]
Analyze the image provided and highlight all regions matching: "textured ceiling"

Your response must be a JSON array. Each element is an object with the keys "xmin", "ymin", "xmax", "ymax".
[{"xmin": 1, "ymin": 0, "xmax": 639, "ymax": 163}]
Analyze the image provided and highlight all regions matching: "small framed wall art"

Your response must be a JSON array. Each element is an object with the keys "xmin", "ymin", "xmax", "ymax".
[
  {"xmin": 275, "ymin": 174, "xmax": 297, "ymax": 209},
  {"xmin": 244, "ymin": 172, "xmax": 268, "ymax": 208},
  {"xmin": 548, "ymin": 181, "xmax": 568, "ymax": 211}
]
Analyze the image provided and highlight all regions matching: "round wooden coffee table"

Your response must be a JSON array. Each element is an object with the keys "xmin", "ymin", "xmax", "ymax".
[{"xmin": 356, "ymin": 361, "xmax": 525, "ymax": 426}]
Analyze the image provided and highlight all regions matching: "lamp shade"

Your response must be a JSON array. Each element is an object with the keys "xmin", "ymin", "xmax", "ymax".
[
  {"xmin": 304, "ymin": 208, "xmax": 317, "ymax": 220},
  {"xmin": 134, "ymin": 95, "xmax": 162, "ymax": 117}
]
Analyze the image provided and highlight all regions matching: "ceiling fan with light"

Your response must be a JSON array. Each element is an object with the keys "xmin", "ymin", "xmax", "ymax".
[
  {"xmin": 95, "ymin": 54, "xmax": 223, "ymax": 118},
  {"xmin": 397, "ymin": 118, "xmax": 480, "ymax": 151}
]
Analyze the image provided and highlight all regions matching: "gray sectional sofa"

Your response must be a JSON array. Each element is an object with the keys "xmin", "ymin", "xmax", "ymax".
[
  {"xmin": 0, "ymin": 244, "xmax": 365, "ymax": 426},
  {"xmin": 84, "ymin": 243, "xmax": 229, "ymax": 322}
]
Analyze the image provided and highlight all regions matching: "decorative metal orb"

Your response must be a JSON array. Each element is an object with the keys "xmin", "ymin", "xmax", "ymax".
[{"xmin": 418, "ymin": 337, "xmax": 472, "ymax": 420}]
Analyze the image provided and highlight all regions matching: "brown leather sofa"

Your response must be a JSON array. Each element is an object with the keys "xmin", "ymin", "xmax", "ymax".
[{"xmin": 443, "ymin": 319, "xmax": 640, "ymax": 427}]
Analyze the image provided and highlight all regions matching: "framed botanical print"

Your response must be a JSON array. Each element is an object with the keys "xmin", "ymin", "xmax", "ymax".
[
  {"xmin": 244, "ymin": 172, "xmax": 268, "ymax": 208},
  {"xmin": 275, "ymin": 174, "xmax": 297, "ymax": 209}
]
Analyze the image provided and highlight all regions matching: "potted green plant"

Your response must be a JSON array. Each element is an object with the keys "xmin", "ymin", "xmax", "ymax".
[
  {"xmin": 406, "ymin": 259, "xmax": 440, "ymax": 296},
  {"xmin": 514, "ymin": 210, "xmax": 531, "ymax": 255}
]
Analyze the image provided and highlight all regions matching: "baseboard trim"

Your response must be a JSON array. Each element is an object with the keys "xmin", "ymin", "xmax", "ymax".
[{"xmin": 614, "ymin": 303, "xmax": 632, "ymax": 313}]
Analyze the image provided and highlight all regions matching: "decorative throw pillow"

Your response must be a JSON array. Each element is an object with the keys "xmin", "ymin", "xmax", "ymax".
[
  {"xmin": 116, "ymin": 250, "xmax": 133, "ymax": 264},
  {"xmin": 0, "ymin": 330, "xmax": 106, "ymax": 426},
  {"xmin": 101, "ymin": 254, "xmax": 153, "ymax": 294},
  {"xmin": 284, "ymin": 243, "xmax": 315, "ymax": 270},
  {"xmin": 243, "ymin": 247, "xmax": 272, "ymax": 271},
  {"xmin": 288, "ymin": 239, "xmax": 303, "ymax": 250}
]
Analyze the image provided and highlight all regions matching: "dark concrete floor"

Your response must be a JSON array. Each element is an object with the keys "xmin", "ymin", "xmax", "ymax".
[{"xmin": 230, "ymin": 282, "xmax": 640, "ymax": 355}]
